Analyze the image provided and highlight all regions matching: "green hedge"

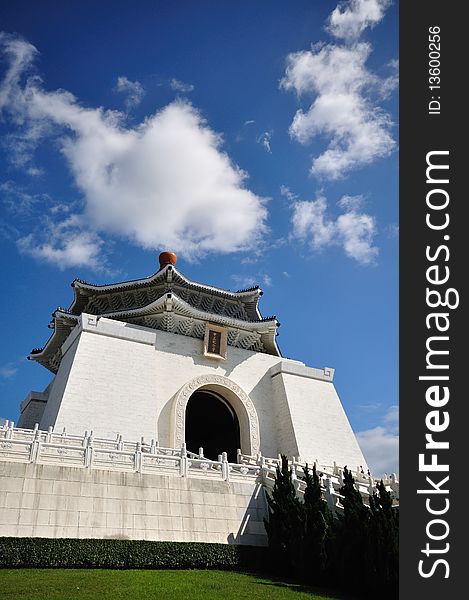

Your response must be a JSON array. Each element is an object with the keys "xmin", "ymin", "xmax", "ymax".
[{"xmin": 0, "ymin": 537, "xmax": 268, "ymax": 570}]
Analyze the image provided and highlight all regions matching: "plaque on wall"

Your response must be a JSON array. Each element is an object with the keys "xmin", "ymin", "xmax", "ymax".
[{"xmin": 203, "ymin": 324, "xmax": 228, "ymax": 359}]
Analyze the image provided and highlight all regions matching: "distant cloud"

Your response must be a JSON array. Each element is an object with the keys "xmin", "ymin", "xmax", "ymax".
[
  {"xmin": 240, "ymin": 255, "xmax": 259, "ymax": 265},
  {"xmin": 17, "ymin": 215, "xmax": 106, "ymax": 271},
  {"xmin": 0, "ymin": 181, "xmax": 45, "ymax": 214},
  {"xmin": 170, "ymin": 78, "xmax": 194, "ymax": 93},
  {"xmin": 281, "ymin": 1, "xmax": 396, "ymax": 180},
  {"xmin": 231, "ymin": 274, "xmax": 256, "ymax": 289},
  {"xmin": 383, "ymin": 404, "xmax": 398, "ymax": 427},
  {"xmin": 327, "ymin": 0, "xmax": 390, "ymax": 42},
  {"xmin": 280, "ymin": 185, "xmax": 298, "ymax": 202},
  {"xmin": 386, "ymin": 223, "xmax": 399, "ymax": 238},
  {"xmin": 291, "ymin": 193, "xmax": 378, "ymax": 265},
  {"xmin": 231, "ymin": 273, "xmax": 272, "ymax": 289},
  {"xmin": 337, "ymin": 194, "xmax": 365, "ymax": 211},
  {"xmin": 0, "ymin": 362, "xmax": 18, "ymax": 379},
  {"xmin": 235, "ymin": 120, "xmax": 257, "ymax": 143},
  {"xmin": 257, "ymin": 131, "xmax": 272, "ymax": 153},
  {"xmin": 115, "ymin": 75, "xmax": 145, "ymax": 110},
  {"xmin": 0, "ymin": 34, "xmax": 267, "ymax": 268},
  {"xmin": 357, "ymin": 404, "xmax": 399, "ymax": 477}
]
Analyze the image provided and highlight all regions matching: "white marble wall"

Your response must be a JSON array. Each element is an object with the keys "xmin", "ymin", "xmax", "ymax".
[{"xmin": 0, "ymin": 461, "xmax": 267, "ymax": 545}]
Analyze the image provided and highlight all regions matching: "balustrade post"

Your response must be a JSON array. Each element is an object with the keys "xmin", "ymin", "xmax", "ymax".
[
  {"xmin": 324, "ymin": 477, "xmax": 336, "ymax": 515},
  {"xmin": 85, "ymin": 435, "xmax": 94, "ymax": 468},
  {"xmin": 30, "ymin": 428, "xmax": 41, "ymax": 463},
  {"xmin": 135, "ymin": 441, "xmax": 142, "ymax": 472},
  {"xmin": 180, "ymin": 443, "xmax": 187, "ymax": 476},
  {"xmin": 221, "ymin": 452, "xmax": 229, "ymax": 481}
]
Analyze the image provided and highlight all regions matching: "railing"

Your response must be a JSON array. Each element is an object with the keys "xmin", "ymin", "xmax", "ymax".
[
  {"xmin": 0, "ymin": 422, "xmax": 259, "ymax": 482},
  {"xmin": 237, "ymin": 450, "xmax": 399, "ymax": 515},
  {"xmin": 0, "ymin": 422, "xmax": 399, "ymax": 506}
]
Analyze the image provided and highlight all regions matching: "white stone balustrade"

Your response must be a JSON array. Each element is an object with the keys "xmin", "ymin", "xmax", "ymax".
[
  {"xmin": 237, "ymin": 450, "xmax": 400, "ymax": 513},
  {"xmin": 0, "ymin": 423, "xmax": 261, "ymax": 483},
  {"xmin": 0, "ymin": 423, "xmax": 398, "ymax": 509}
]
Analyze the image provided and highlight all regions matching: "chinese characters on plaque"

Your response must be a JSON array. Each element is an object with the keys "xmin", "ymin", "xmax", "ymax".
[{"xmin": 203, "ymin": 324, "xmax": 228, "ymax": 359}]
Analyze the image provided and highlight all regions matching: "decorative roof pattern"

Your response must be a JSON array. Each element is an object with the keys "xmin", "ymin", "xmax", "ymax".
[
  {"xmin": 29, "ymin": 261, "xmax": 281, "ymax": 373},
  {"xmin": 71, "ymin": 264, "xmax": 263, "ymax": 320}
]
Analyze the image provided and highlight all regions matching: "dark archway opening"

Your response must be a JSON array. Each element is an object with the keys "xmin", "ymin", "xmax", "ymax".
[{"xmin": 185, "ymin": 390, "xmax": 240, "ymax": 463}]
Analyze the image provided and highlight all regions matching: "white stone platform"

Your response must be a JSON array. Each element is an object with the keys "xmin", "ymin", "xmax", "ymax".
[
  {"xmin": 0, "ymin": 423, "xmax": 267, "ymax": 545},
  {"xmin": 0, "ymin": 423, "xmax": 398, "ymax": 545}
]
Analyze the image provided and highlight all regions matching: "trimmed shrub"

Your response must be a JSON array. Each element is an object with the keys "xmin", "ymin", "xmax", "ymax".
[{"xmin": 0, "ymin": 537, "xmax": 267, "ymax": 571}]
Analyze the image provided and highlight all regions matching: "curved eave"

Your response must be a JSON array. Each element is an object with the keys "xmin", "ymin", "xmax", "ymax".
[
  {"xmin": 28, "ymin": 313, "xmax": 79, "ymax": 373},
  {"xmin": 103, "ymin": 292, "xmax": 278, "ymax": 334},
  {"xmin": 30, "ymin": 291, "xmax": 280, "ymax": 371},
  {"xmin": 70, "ymin": 265, "xmax": 262, "ymax": 312}
]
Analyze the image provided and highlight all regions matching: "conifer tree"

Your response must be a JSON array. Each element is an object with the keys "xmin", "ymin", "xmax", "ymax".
[
  {"xmin": 369, "ymin": 480, "xmax": 399, "ymax": 597},
  {"xmin": 263, "ymin": 455, "xmax": 304, "ymax": 574},
  {"xmin": 302, "ymin": 463, "xmax": 333, "ymax": 581},
  {"xmin": 335, "ymin": 467, "xmax": 372, "ymax": 590}
]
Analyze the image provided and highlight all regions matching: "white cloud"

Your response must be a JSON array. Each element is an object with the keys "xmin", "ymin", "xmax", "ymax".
[
  {"xmin": 0, "ymin": 32, "xmax": 37, "ymax": 110},
  {"xmin": 0, "ymin": 34, "xmax": 267, "ymax": 268},
  {"xmin": 257, "ymin": 131, "xmax": 272, "ymax": 153},
  {"xmin": 337, "ymin": 194, "xmax": 364, "ymax": 211},
  {"xmin": 280, "ymin": 185, "xmax": 297, "ymax": 202},
  {"xmin": 0, "ymin": 363, "xmax": 18, "ymax": 379},
  {"xmin": 231, "ymin": 273, "xmax": 272, "ymax": 289},
  {"xmin": 281, "ymin": 0, "xmax": 396, "ymax": 180},
  {"xmin": 170, "ymin": 78, "xmax": 194, "ymax": 93},
  {"xmin": 356, "ymin": 426, "xmax": 398, "ymax": 477},
  {"xmin": 231, "ymin": 274, "xmax": 256, "ymax": 289},
  {"xmin": 17, "ymin": 225, "xmax": 105, "ymax": 271},
  {"xmin": 383, "ymin": 404, "xmax": 398, "ymax": 428},
  {"xmin": 327, "ymin": 0, "xmax": 391, "ymax": 42},
  {"xmin": 356, "ymin": 405, "xmax": 399, "ymax": 477},
  {"xmin": 291, "ymin": 194, "xmax": 378, "ymax": 264},
  {"xmin": 385, "ymin": 223, "xmax": 399, "ymax": 238},
  {"xmin": 115, "ymin": 76, "xmax": 145, "ymax": 111},
  {"xmin": 281, "ymin": 42, "xmax": 396, "ymax": 179},
  {"xmin": 0, "ymin": 180, "xmax": 44, "ymax": 214}
]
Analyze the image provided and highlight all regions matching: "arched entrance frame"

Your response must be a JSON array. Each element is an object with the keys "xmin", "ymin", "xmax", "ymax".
[{"xmin": 170, "ymin": 375, "xmax": 260, "ymax": 456}]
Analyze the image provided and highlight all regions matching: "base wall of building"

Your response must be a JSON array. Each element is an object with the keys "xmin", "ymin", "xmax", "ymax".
[{"xmin": 0, "ymin": 462, "xmax": 268, "ymax": 546}]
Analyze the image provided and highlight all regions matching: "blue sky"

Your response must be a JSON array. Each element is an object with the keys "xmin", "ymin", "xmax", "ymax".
[{"xmin": 0, "ymin": 0, "xmax": 398, "ymax": 475}]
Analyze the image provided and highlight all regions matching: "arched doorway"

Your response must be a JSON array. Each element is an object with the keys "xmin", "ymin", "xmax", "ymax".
[{"xmin": 185, "ymin": 390, "xmax": 240, "ymax": 463}]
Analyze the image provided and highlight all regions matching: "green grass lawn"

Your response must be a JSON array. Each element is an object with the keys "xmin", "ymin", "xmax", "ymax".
[{"xmin": 0, "ymin": 569, "xmax": 354, "ymax": 600}]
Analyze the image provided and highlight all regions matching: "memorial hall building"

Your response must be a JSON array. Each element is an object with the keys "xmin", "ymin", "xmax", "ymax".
[{"xmin": 0, "ymin": 251, "xmax": 373, "ymax": 545}]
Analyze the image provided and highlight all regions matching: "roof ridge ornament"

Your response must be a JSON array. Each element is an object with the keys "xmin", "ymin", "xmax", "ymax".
[{"xmin": 159, "ymin": 251, "xmax": 177, "ymax": 270}]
